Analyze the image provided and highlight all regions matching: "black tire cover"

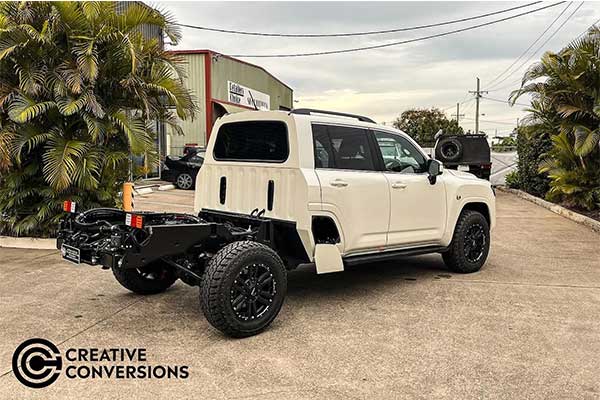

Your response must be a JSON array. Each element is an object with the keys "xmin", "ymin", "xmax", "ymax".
[{"xmin": 436, "ymin": 138, "xmax": 463, "ymax": 162}]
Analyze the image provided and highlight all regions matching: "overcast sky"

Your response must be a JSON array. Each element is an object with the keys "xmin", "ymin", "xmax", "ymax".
[{"xmin": 159, "ymin": 1, "xmax": 596, "ymax": 136}]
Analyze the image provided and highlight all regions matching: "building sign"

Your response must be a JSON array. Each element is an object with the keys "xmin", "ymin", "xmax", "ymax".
[{"xmin": 228, "ymin": 81, "xmax": 270, "ymax": 111}]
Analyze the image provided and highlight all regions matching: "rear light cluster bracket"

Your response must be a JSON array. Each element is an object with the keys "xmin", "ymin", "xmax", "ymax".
[{"xmin": 126, "ymin": 213, "xmax": 144, "ymax": 229}]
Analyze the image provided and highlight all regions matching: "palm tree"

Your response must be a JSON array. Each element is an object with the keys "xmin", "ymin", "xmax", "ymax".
[
  {"xmin": 511, "ymin": 26, "xmax": 600, "ymax": 157},
  {"xmin": 0, "ymin": 2, "xmax": 196, "ymax": 236},
  {"xmin": 509, "ymin": 26, "xmax": 600, "ymax": 210}
]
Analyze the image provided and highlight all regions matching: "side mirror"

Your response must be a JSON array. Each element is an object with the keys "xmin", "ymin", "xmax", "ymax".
[
  {"xmin": 434, "ymin": 129, "xmax": 444, "ymax": 141},
  {"xmin": 427, "ymin": 159, "xmax": 443, "ymax": 185}
]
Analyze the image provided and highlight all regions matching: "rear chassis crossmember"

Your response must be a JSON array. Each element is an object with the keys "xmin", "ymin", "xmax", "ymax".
[{"xmin": 56, "ymin": 208, "xmax": 278, "ymax": 276}]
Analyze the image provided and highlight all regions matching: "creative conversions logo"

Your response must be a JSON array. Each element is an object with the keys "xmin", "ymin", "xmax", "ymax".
[
  {"xmin": 12, "ymin": 338, "xmax": 189, "ymax": 389},
  {"xmin": 12, "ymin": 338, "xmax": 63, "ymax": 388}
]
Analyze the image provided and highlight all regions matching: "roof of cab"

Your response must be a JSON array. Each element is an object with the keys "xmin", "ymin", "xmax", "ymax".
[{"xmin": 216, "ymin": 109, "xmax": 380, "ymax": 129}]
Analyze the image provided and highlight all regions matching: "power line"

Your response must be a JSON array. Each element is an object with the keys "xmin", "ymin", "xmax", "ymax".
[
  {"xmin": 573, "ymin": 17, "xmax": 600, "ymax": 39},
  {"xmin": 176, "ymin": 2, "xmax": 542, "ymax": 38},
  {"xmin": 482, "ymin": 96, "xmax": 530, "ymax": 107},
  {"xmin": 485, "ymin": 1, "xmax": 584, "ymax": 90},
  {"xmin": 487, "ymin": 16, "xmax": 600, "ymax": 92},
  {"xmin": 484, "ymin": 2, "xmax": 573, "ymax": 88},
  {"xmin": 462, "ymin": 117, "xmax": 519, "ymax": 126},
  {"xmin": 462, "ymin": 99, "xmax": 476, "ymax": 114},
  {"xmin": 442, "ymin": 97, "xmax": 473, "ymax": 112},
  {"xmin": 228, "ymin": 2, "xmax": 566, "ymax": 58}
]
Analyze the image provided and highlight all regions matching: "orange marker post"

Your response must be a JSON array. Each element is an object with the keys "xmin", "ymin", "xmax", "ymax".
[{"xmin": 122, "ymin": 182, "xmax": 134, "ymax": 211}]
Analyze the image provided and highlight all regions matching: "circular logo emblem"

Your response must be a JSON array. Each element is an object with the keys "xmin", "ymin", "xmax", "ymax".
[{"xmin": 12, "ymin": 338, "xmax": 62, "ymax": 388}]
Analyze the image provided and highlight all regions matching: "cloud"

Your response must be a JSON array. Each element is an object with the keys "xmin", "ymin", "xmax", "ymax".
[{"xmin": 160, "ymin": 1, "xmax": 596, "ymax": 134}]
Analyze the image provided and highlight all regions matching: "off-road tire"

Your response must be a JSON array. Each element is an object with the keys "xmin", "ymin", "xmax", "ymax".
[
  {"xmin": 442, "ymin": 210, "xmax": 490, "ymax": 273},
  {"xmin": 200, "ymin": 241, "xmax": 287, "ymax": 338},
  {"xmin": 111, "ymin": 262, "xmax": 177, "ymax": 295}
]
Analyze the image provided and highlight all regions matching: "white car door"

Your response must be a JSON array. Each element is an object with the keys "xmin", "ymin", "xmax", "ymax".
[
  {"xmin": 373, "ymin": 130, "xmax": 447, "ymax": 247},
  {"xmin": 313, "ymin": 124, "xmax": 390, "ymax": 254}
]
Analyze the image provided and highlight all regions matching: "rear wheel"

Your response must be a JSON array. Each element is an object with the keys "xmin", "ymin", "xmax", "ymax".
[
  {"xmin": 200, "ymin": 241, "xmax": 287, "ymax": 338},
  {"xmin": 111, "ymin": 262, "xmax": 177, "ymax": 295},
  {"xmin": 175, "ymin": 172, "xmax": 194, "ymax": 190},
  {"xmin": 442, "ymin": 210, "xmax": 490, "ymax": 273}
]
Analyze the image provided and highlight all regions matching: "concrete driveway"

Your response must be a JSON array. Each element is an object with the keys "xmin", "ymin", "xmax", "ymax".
[{"xmin": 1, "ymin": 191, "xmax": 599, "ymax": 399}]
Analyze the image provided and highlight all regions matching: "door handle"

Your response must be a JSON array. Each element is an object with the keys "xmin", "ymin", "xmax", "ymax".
[
  {"xmin": 391, "ymin": 182, "xmax": 407, "ymax": 189},
  {"xmin": 330, "ymin": 179, "xmax": 348, "ymax": 187}
]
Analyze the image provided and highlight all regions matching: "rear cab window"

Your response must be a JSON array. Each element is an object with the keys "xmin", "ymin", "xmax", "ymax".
[{"xmin": 214, "ymin": 121, "xmax": 289, "ymax": 162}]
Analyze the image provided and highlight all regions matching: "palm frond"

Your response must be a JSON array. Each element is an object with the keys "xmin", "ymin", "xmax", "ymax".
[
  {"xmin": 42, "ymin": 135, "xmax": 89, "ymax": 191},
  {"xmin": 81, "ymin": 112, "xmax": 106, "ymax": 142},
  {"xmin": 573, "ymin": 126, "xmax": 600, "ymax": 156},
  {"xmin": 7, "ymin": 93, "xmax": 56, "ymax": 123},
  {"xmin": 10, "ymin": 125, "xmax": 51, "ymax": 163},
  {"xmin": 71, "ymin": 146, "xmax": 102, "ymax": 190},
  {"xmin": 108, "ymin": 110, "xmax": 153, "ymax": 154},
  {"xmin": 72, "ymin": 39, "xmax": 98, "ymax": 82},
  {"xmin": 56, "ymin": 93, "xmax": 87, "ymax": 116},
  {"xmin": 0, "ymin": 29, "xmax": 29, "ymax": 60}
]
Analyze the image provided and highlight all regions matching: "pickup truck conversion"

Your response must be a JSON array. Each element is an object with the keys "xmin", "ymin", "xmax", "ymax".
[{"xmin": 58, "ymin": 109, "xmax": 496, "ymax": 337}]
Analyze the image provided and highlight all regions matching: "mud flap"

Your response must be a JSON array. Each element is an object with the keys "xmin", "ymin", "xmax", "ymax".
[{"xmin": 314, "ymin": 244, "xmax": 344, "ymax": 274}]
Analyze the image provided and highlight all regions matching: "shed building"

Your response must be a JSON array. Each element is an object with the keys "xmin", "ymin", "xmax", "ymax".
[{"xmin": 167, "ymin": 50, "xmax": 294, "ymax": 155}]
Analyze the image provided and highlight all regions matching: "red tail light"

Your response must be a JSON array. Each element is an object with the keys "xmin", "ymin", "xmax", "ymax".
[
  {"xmin": 63, "ymin": 200, "xmax": 77, "ymax": 213},
  {"xmin": 125, "ymin": 214, "xmax": 144, "ymax": 229}
]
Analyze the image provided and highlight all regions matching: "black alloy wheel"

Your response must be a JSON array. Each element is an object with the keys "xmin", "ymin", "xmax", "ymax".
[
  {"xmin": 230, "ymin": 263, "xmax": 276, "ymax": 321},
  {"xmin": 463, "ymin": 223, "xmax": 486, "ymax": 263},
  {"xmin": 442, "ymin": 210, "xmax": 490, "ymax": 273}
]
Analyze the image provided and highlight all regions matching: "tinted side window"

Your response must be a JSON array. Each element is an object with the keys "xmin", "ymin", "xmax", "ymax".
[
  {"xmin": 329, "ymin": 125, "xmax": 375, "ymax": 171},
  {"xmin": 312, "ymin": 124, "xmax": 334, "ymax": 168},
  {"xmin": 214, "ymin": 121, "xmax": 288, "ymax": 162},
  {"xmin": 374, "ymin": 131, "xmax": 427, "ymax": 173},
  {"xmin": 312, "ymin": 124, "xmax": 376, "ymax": 171}
]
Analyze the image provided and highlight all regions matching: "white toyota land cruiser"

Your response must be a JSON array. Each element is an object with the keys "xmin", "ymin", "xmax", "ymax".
[{"xmin": 57, "ymin": 108, "xmax": 495, "ymax": 337}]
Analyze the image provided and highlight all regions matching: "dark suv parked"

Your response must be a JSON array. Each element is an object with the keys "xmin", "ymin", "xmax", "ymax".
[
  {"xmin": 162, "ymin": 148, "xmax": 205, "ymax": 190},
  {"xmin": 434, "ymin": 134, "xmax": 491, "ymax": 180}
]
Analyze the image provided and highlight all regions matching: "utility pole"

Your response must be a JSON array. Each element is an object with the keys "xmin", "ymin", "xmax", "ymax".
[
  {"xmin": 469, "ymin": 77, "xmax": 487, "ymax": 134},
  {"xmin": 451, "ymin": 102, "xmax": 465, "ymax": 123}
]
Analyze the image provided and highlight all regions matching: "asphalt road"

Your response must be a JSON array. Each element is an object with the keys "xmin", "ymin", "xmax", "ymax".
[{"xmin": 1, "ymin": 191, "xmax": 599, "ymax": 399}]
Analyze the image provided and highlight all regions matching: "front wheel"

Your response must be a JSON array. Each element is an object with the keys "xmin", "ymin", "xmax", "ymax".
[
  {"xmin": 200, "ymin": 241, "xmax": 287, "ymax": 338},
  {"xmin": 111, "ymin": 262, "xmax": 177, "ymax": 295},
  {"xmin": 442, "ymin": 210, "xmax": 490, "ymax": 273}
]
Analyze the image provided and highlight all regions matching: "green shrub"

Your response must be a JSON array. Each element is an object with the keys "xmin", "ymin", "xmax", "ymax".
[
  {"xmin": 504, "ymin": 170, "xmax": 519, "ymax": 189},
  {"xmin": 512, "ymin": 128, "xmax": 552, "ymax": 197}
]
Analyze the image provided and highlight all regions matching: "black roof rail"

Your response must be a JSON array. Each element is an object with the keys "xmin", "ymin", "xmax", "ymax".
[{"xmin": 290, "ymin": 108, "xmax": 376, "ymax": 124}]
